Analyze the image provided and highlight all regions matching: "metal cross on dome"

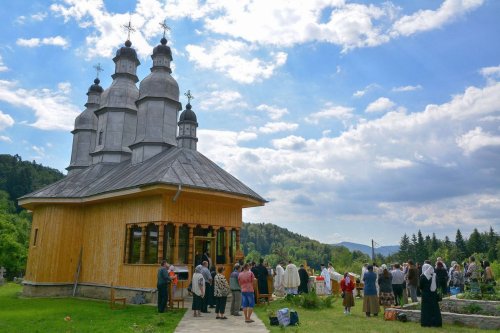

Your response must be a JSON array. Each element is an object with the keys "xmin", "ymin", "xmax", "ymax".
[
  {"xmin": 123, "ymin": 17, "xmax": 136, "ymax": 41},
  {"xmin": 184, "ymin": 90, "xmax": 194, "ymax": 104},
  {"xmin": 93, "ymin": 63, "xmax": 103, "ymax": 78},
  {"xmin": 159, "ymin": 19, "xmax": 170, "ymax": 38}
]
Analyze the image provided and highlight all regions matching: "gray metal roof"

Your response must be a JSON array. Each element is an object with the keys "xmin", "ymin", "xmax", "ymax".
[{"xmin": 21, "ymin": 147, "xmax": 266, "ymax": 203}]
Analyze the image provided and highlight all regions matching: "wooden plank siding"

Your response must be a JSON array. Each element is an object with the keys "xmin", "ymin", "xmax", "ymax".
[{"xmin": 26, "ymin": 192, "xmax": 244, "ymax": 289}]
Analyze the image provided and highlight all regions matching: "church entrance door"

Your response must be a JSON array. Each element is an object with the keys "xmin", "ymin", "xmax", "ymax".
[{"xmin": 193, "ymin": 236, "xmax": 216, "ymax": 269}]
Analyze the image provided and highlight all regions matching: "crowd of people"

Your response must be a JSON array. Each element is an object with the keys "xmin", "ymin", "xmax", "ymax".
[{"xmin": 157, "ymin": 255, "xmax": 495, "ymax": 328}]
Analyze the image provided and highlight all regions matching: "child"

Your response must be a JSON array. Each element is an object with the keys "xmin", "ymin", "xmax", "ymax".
[
  {"xmin": 341, "ymin": 272, "xmax": 355, "ymax": 315},
  {"xmin": 169, "ymin": 265, "xmax": 178, "ymax": 295}
]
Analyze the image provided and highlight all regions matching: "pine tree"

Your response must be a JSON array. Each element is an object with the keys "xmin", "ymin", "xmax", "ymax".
[
  {"xmin": 468, "ymin": 228, "xmax": 485, "ymax": 255},
  {"xmin": 416, "ymin": 230, "xmax": 428, "ymax": 263},
  {"xmin": 455, "ymin": 229, "xmax": 467, "ymax": 260},
  {"xmin": 431, "ymin": 233, "xmax": 439, "ymax": 253},
  {"xmin": 487, "ymin": 226, "xmax": 498, "ymax": 261},
  {"xmin": 399, "ymin": 233, "xmax": 411, "ymax": 262},
  {"xmin": 444, "ymin": 236, "xmax": 451, "ymax": 249},
  {"xmin": 410, "ymin": 234, "xmax": 417, "ymax": 261}
]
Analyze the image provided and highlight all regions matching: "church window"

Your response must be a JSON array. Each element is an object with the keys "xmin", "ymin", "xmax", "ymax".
[
  {"xmin": 216, "ymin": 228, "xmax": 226, "ymax": 264},
  {"xmin": 128, "ymin": 226, "xmax": 142, "ymax": 264},
  {"xmin": 98, "ymin": 130, "xmax": 103, "ymax": 145},
  {"xmin": 144, "ymin": 223, "xmax": 158, "ymax": 264},
  {"xmin": 230, "ymin": 229, "xmax": 236, "ymax": 263},
  {"xmin": 177, "ymin": 225, "xmax": 189, "ymax": 264},
  {"xmin": 33, "ymin": 228, "xmax": 39, "ymax": 246},
  {"xmin": 163, "ymin": 224, "xmax": 174, "ymax": 263}
]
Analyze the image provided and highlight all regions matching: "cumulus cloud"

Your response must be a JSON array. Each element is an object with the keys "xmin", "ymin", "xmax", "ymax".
[
  {"xmin": 375, "ymin": 156, "xmax": 414, "ymax": 169},
  {"xmin": 0, "ymin": 135, "xmax": 12, "ymax": 143},
  {"xmin": 456, "ymin": 127, "xmax": 500, "ymax": 155},
  {"xmin": 0, "ymin": 110, "xmax": 14, "ymax": 130},
  {"xmin": 391, "ymin": 0, "xmax": 484, "ymax": 37},
  {"xmin": 259, "ymin": 122, "xmax": 298, "ymax": 134},
  {"xmin": 186, "ymin": 40, "xmax": 287, "ymax": 84},
  {"xmin": 198, "ymin": 90, "xmax": 248, "ymax": 111},
  {"xmin": 392, "ymin": 84, "xmax": 422, "ymax": 92},
  {"xmin": 272, "ymin": 135, "xmax": 307, "ymax": 150},
  {"xmin": 16, "ymin": 36, "xmax": 69, "ymax": 48},
  {"xmin": 305, "ymin": 104, "xmax": 354, "ymax": 124},
  {"xmin": 0, "ymin": 80, "xmax": 80, "ymax": 131},
  {"xmin": 256, "ymin": 104, "xmax": 288, "ymax": 120},
  {"xmin": 365, "ymin": 97, "xmax": 396, "ymax": 113}
]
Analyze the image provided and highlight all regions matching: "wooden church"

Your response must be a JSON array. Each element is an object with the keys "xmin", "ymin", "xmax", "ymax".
[{"xmin": 19, "ymin": 30, "xmax": 266, "ymax": 301}]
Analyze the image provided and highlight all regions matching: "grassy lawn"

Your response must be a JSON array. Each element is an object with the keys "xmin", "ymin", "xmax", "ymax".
[
  {"xmin": 253, "ymin": 295, "xmax": 486, "ymax": 333},
  {"xmin": 0, "ymin": 283, "xmax": 185, "ymax": 333}
]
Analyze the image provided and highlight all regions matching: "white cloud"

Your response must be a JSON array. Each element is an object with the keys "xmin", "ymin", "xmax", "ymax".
[
  {"xmin": 375, "ymin": 156, "xmax": 414, "ymax": 169},
  {"xmin": 0, "ymin": 55, "xmax": 8, "ymax": 72},
  {"xmin": 365, "ymin": 97, "xmax": 396, "ymax": 113},
  {"xmin": 57, "ymin": 82, "xmax": 72, "ymax": 94},
  {"xmin": 0, "ymin": 80, "xmax": 80, "ymax": 131},
  {"xmin": 271, "ymin": 168, "xmax": 344, "ymax": 184},
  {"xmin": 456, "ymin": 127, "xmax": 500, "ymax": 155},
  {"xmin": 392, "ymin": 84, "xmax": 422, "ymax": 92},
  {"xmin": 0, "ymin": 110, "xmax": 14, "ymax": 130},
  {"xmin": 186, "ymin": 40, "xmax": 287, "ymax": 84},
  {"xmin": 199, "ymin": 90, "xmax": 248, "ymax": 111},
  {"xmin": 256, "ymin": 104, "xmax": 288, "ymax": 120},
  {"xmin": 0, "ymin": 135, "xmax": 12, "ymax": 143},
  {"xmin": 16, "ymin": 36, "xmax": 70, "ymax": 48},
  {"xmin": 31, "ymin": 12, "xmax": 48, "ymax": 21},
  {"xmin": 479, "ymin": 65, "xmax": 500, "ymax": 79},
  {"xmin": 352, "ymin": 83, "xmax": 379, "ymax": 97},
  {"xmin": 305, "ymin": 104, "xmax": 354, "ymax": 124},
  {"xmin": 391, "ymin": 0, "xmax": 484, "ymax": 37},
  {"xmin": 259, "ymin": 122, "xmax": 298, "ymax": 134},
  {"xmin": 272, "ymin": 135, "xmax": 307, "ymax": 150}
]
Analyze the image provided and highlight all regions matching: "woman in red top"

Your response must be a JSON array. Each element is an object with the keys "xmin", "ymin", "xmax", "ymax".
[{"xmin": 341, "ymin": 272, "xmax": 355, "ymax": 315}]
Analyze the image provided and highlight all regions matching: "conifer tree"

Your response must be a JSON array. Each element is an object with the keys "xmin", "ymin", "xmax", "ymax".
[
  {"xmin": 416, "ymin": 230, "xmax": 428, "ymax": 263},
  {"xmin": 431, "ymin": 233, "xmax": 439, "ymax": 253},
  {"xmin": 468, "ymin": 228, "xmax": 485, "ymax": 255},
  {"xmin": 455, "ymin": 229, "xmax": 467, "ymax": 260},
  {"xmin": 399, "ymin": 233, "xmax": 411, "ymax": 262}
]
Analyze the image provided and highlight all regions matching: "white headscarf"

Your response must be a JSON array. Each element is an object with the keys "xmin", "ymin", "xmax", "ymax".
[{"xmin": 422, "ymin": 263, "xmax": 437, "ymax": 292}]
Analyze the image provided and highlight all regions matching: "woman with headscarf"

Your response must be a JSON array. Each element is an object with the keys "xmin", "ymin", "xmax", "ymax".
[
  {"xmin": 420, "ymin": 263, "xmax": 442, "ymax": 327},
  {"xmin": 362, "ymin": 265, "xmax": 380, "ymax": 317},
  {"xmin": 341, "ymin": 272, "xmax": 355, "ymax": 315},
  {"xmin": 378, "ymin": 264, "xmax": 394, "ymax": 308},
  {"xmin": 191, "ymin": 265, "xmax": 205, "ymax": 317}
]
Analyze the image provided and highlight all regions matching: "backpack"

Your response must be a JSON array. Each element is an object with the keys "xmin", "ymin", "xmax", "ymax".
[
  {"xmin": 277, "ymin": 308, "xmax": 290, "ymax": 326},
  {"xmin": 289, "ymin": 310, "xmax": 299, "ymax": 326},
  {"xmin": 384, "ymin": 309, "xmax": 397, "ymax": 321}
]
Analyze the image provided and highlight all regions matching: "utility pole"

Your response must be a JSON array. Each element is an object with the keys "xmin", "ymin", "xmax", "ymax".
[{"xmin": 371, "ymin": 239, "xmax": 375, "ymax": 262}]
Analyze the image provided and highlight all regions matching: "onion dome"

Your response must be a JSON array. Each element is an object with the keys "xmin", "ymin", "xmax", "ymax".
[
  {"xmin": 115, "ymin": 40, "xmax": 139, "ymax": 62},
  {"xmin": 179, "ymin": 103, "xmax": 197, "ymax": 122},
  {"xmin": 88, "ymin": 78, "xmax": 103, "ymax": 93},
  {"xmin": 152, "ymin": 37, "xmax": 173, "ymax": 60}
]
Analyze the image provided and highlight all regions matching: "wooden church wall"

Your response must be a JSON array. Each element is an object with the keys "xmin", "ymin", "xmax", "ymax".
[
  {"xmin": 80, "ymin": 195, "xmax": 162, "ymax": 288},
  {"xmin": 25, "ymin": 205, "xmax": 84, "ymax": 283}
]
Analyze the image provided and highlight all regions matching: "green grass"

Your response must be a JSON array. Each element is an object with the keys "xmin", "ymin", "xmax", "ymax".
[
  {"xmin": 253, "ymin": 295, "xmax": 487, "ymax": 333},
  {"xmin": 0, "ymin": 283, "xmax": 185, "ymax": 333}
]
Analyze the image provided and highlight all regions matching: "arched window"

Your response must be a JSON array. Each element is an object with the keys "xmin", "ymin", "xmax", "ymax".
[
  {"xmin": 163, "ymin": 224, "xmax": 174, "ymax": 263},
  {"xmin": 178, "ymin": 225, "xmax": 189, "ymax": 264},
  {"xmin": 230, "ymin": 229, "xmax": 236, "ymax": 263},
  {"xmin": 129, "ymin": 225, "xmax": 142, "ymax": 264},
  {"xmin": 145, "ymin": 223, "xmax": 158, "ymax": 264}
]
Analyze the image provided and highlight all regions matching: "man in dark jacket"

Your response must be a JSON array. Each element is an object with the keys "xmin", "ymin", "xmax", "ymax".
[
  {"xmin": 406, "ymin": 259, "xmax": 419, "ymax": 302},
  {"xmin": 157, "ymin": 260, "xmax": 171, "ymax": 313},
  {"xmin": 298, "ymin": 264, "xmax": 309, "ymax": 294}
]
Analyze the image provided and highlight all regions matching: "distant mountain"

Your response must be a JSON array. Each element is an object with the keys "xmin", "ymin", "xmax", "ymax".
[{"xmin": 334, "ymin": 242, "xmax": 399, "ymax": 257}]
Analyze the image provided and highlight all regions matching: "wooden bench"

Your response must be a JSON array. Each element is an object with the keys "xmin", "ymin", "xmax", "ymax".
[
  {"xmin": 110, "ymin": 282, "xmax": 126, "ymax": 309},
  {"xmin": 169, "ymin": 280, "xmax": 186, "ymax": 309}
]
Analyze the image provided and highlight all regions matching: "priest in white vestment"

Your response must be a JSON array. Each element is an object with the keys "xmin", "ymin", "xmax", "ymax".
[
  {"xmin": 284, "ymin": 261, "xmax": 300, "ymax": 295},
  {"xmin": 321, "ymin": 264, "xmax": 331, "ymax": 294},
  {"xmin": 274, "ymin": 262, "xmax": 285, "ymax": 297}
]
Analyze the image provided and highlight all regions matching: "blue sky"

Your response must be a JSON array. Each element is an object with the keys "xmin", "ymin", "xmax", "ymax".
[{"xmin": 1, "ymin": 0, "xmax": 500, "ymax": 246}]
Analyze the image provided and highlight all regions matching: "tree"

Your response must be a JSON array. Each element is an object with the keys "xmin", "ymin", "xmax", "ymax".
[
  {"xmin": 398, "ymin": 233, "xmax": 411, "ymax": 262},
  {"xmin": 455, "ymin": 229, "xmax": 467, "ymax": 260},
  {"xmin": 486, "ymin": 226, "xmax": 498, "ymax": 261},
  {"xmin": 431, "ymin": 233, "xmax": 440, "ymax": 253},
  {"xmin": 416, "ymin": 230, "xmax": 428, "ymax": 263},
  {"xmin": 410, "ymin": 234, "xmax": 417, "ymax": 261},
  {"xmin": 467, "ymin": 228, "xmax": 485, "ymax": 255}
]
